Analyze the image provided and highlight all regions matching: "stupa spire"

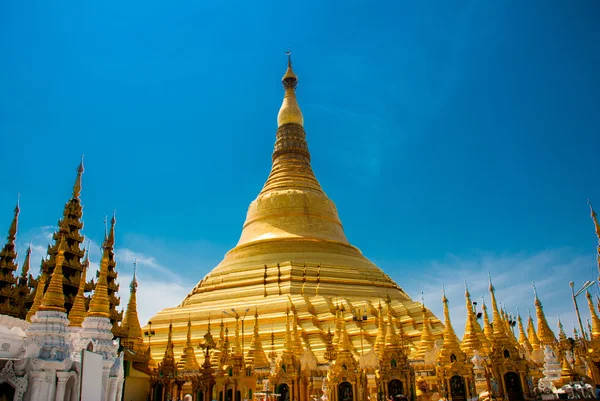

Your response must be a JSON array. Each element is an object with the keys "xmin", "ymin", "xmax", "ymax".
[
  {"xmin": 488, "ymin": 274, "xmax": 508, "ymax": 339},
  {"xmin": 73, "ymin": 155, "xmax": 84, "ymax": 198},
  {"xmin": 178, "ymin": 317, "xmax": 200, "ymax": 372},
  {"xmin": 415, "ymin": 293, "xmax": 434, "ymax": 358},
  {"xmin": 7, "ymin": 195, "xmax": 19, "ymax": 242},
  {"xmin": 517, "ymin": 311, "xmax": 532, "ymax": 353},
  {"xmin": 87, "ymin": 247, "xmax": 110, "ymax": 318},
  {"xmin": 375, "ymin": 301, "xmax": 386, "ymax": 355},
  {"xmin": 26, "ymin": 271, "xmax": 47, "ymax": 321},
  {"xmin": 526, "ymin": 310, "xmax": 541, "ymax": 351},
  {"xmin": 586, "ymin": 291, "xmax": 600, "ymax": 342},
  {"xmin": 441, "ymin": 286, "xmax": 460, "ymax": 349},
  {"xmin": 68, "ymin": 248, "xmax": 88, "ymax": 326},
  {"xmin": 122, "ymin": 258, "xmax": 144, "ymax": 346},
  {"xmin": 277, "ymin": 50, "xmax": 303, "ymax": 128},
  {"xmin": 246, "ymin": 309, "xmax": 269, "ymax": 369},
  {"xmin": 532, "ymin": 282, "xmax": 556, "ymax": 346},
  {"xmin": 323, "ymin": 327, "xmax": 337, "ymax": 362},
  {"xmin": 39, "ymin": 237, "xmax": 67, "ymax": 312},
  {"xmin": 19, "ymin": 241, "xmax": 31, "ymax": 283},
  {"xmin": 38, "ymin": 158, "xmax": 87, "ymax": 315},
  {"xmin": 481, "ymin": 296, "xmax": 493, "ymax": 342},
  {"xmin": 235, "ymin": 54, "xmax": 349, "ymax": 248},
  {"xmin": 461, "ymin": 281, "xmax": 480, "ymax": 357},
  {"xmin": 160, "ymin": 321, "xmax": 177, "ymax": 377}
]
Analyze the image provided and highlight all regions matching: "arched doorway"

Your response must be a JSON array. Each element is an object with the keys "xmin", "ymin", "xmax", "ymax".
[
  {"xmin": 388, "ymin": 380, "xmax": 404, "ymax": 398},
  {"xmin": 0, "ymin": 382, "xmax": 15, "ymax": 401},
  {"xmin": 449, "ymin": 376, "xmax": 466, "ymax": 401},
  {"xmin": 338, "ymin": 382, "xmax": 353, "ymax": 401},
  {"xmin": 226, "ymin": 388, "xmax": 233, "ymax": 401},
  {"xmin": 277, "ymin": 383, "xmax": 290, "ymax": 401},
  {"xmin": 504, "ymin": 372, "xmax": 524, "ymax": 401}
]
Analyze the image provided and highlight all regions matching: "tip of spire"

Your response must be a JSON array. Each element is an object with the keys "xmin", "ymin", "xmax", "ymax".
[
  {"xmin": 532, "ymin": 281, "xmax": 538, "ymax": 299},
  {"xmin": 78, "ymin": 154, "xmax": 85, "ymax": 172},
  {"xmin": 282, "ymin": 49, "xmax": 298, "ymax": 88},
  {"xmin": 15, "ymin": 193, "xmax": 20, "ymax": 214},
  {"xmin": 488, "ymin": 272, "xmax": 495, "ymax": 292}
]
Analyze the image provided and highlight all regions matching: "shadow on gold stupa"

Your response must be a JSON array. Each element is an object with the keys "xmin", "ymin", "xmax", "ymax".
[{"xmin": 146, "ymin": 56, "xmax": 444, "ymax": 362}]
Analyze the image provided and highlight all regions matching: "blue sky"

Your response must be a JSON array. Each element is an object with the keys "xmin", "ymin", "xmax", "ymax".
[{"xmin": 1, "ymin": 1, "xmax": 599, "ymax": 336}]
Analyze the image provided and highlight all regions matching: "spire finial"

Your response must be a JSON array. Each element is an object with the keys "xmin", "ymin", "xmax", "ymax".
[
  {"xmin": 39, "ymin": 236, "xmax": 67, "ymax": 312},
  {"xmin": 104, "ymin": 215, "xmax": 108, "ymax": 240},
  {"xmin": 488, "ymin": 272, "xmax": 494, "ymax": 292},
  {"xmin": 420, "ymin": 290, "xmax": 425, "ymax": 308},
  {"xmin": 73, "ymin": 155, "xmax": 84, "ymax": 199},
  {"xmin": 87, "ymin": 246, "xmax": 111, "ymax": 318},
  {"xmin": 131, "ymin": 258, "xmax": 138, "ymax": 291},
  {"xmin": 278, "ymin": 51, "xmax": 303, "ymax": 127},
  {"xmin": 532, "ymin": 281, "xmax": 538, "ymax": 300},
  {"xmin": 7, "ymin": 194, "xmax": 20, "ymax": 241}
]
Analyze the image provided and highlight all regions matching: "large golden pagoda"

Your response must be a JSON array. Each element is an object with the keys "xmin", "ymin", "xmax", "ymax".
[{"xmin": 147, "ymin": 56, "xmax": 444, "ymax": 365}]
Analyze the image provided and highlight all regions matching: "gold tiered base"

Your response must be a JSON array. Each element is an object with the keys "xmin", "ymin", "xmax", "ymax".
[{"xmin": 146, "ymin": 237, "xmax": 444, "ymax": 362}]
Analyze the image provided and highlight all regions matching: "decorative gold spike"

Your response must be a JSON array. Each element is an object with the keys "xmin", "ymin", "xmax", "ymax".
[
  {"xmin": 122, "ymin": 258, "xmax": 144, "ymax": 344},
  {"xmin": 532, "ymin": 282, "xmax": 556, "ymax": 346},
  {"xmin": 72, "ymin": 155, "xmax": 84, "ymax": 199},
  {"xmin": 26, "ymin": 272, "xmax": 47, "ymax": 321},
  {"xmin": 481, "ymin": 296, "xmax": 493, "ymax": 342},
  {"xmin": 278, "ymin": 50, "xmax": 303, "ymax": 127},
  {"xmin": 68, "ymin": 249, "xmax": 88, "ymax": 326},
  {"xmin": 87, "ymin": 247, "xmax": 110, "ymax": 318},
  {"xmin": 39, "ymin": 237, "xmax": 67, "ymax": 312},
  {"xmin": 8, "ymin": 195, "xmax": 19, "ymax": 242},
  {"xmin": 178, "ymin": 317, "xmax": 200, "ymax": 372},
  {"xmin": 517, "ymin": 311, "xmax": 532, "ymax": 353},
  {"xmin": 246, "ymin": 308, "xmax": 269, "ymax": 368},
  {"xmin": 527, "ymin": 310, "xmax": 541, "ymax": 351},
  {"xmin": 415, "ymin": 293, "xmax": 434, "ymax": 358},
  {"xmin": 461, "ymin": 281, "xmax": 480, "ymax": 357}
]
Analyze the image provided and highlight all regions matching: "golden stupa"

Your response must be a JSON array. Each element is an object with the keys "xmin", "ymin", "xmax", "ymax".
[{"xmin": 147, "ymin": 56, "xmax": 444, "ymax": 362}]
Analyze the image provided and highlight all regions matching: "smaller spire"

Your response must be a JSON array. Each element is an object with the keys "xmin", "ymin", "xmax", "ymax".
[
  {"xmin": 178, "ymin": 317, "xmax": 200, "ymax": 373},
  {"xmin": 517, "ymin": 310, "xmax": 532, "ymax": 353},
  {"xmin": 87, "ymin": 247, "xmax": 110, "ymax": 318},
  {"xmin": 68, "ymin": 249, "xmax": 89, "ymax": 326},
  {"xmin": 104, "ymin": 210, "xmax": 116, "ymax": 249},
  {"xmin": 532, "ymin": 281, "xmax": 556, "ymax": 346},
  {"xmin": 589, "ymin": 199, "xmax": 600, "ymax": 238},
  {"xmin": 8, "ymin": 194, "xmax": 19, "ymax": 241},
  {"xmin": 481, "ymin": 296, "xmax": 493, "ymax": 342},
  {"xmin": 39, "ymin": 237, "xmax": 67, "ymax": 312},
  {"xmin": 26, "ymin": 271, "xmax": 47, "ymax": 321},
  {"xmin": 323, "ymin": 327, "xmax": 337, "ymax": 361},
  {"xmin": 19, "ymin": 241, "xmax": 32, "ymax": 282},
  {"xmin": 277, "ymin": 50, "xmax": 303, "ymax": 127},
  {"xmin": 415, "ymin": 294, "xmax": 434, "ymax": 358},
  {"xmin": 72, "ymin": 155, "xmax": 84, "ymax": 199},
  {"xmin": 527, "ymin": 309, "xmax": 541, "ymax": 351}
]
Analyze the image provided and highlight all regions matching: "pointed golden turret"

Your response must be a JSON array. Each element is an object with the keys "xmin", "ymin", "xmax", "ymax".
[
  {"xmin": 73, "ymin": 155, "xmax": 84, "ymax": 199},
  {"xmin": 160, "ymin": 321, "xmax": 177, "ymax": 377},
  {"xmin": 517, "ymin": 312, "xmax": 532, "ymax": 354},
  {"xmin": 586, "ymin": 292, "xmax": 600, "ymax": 353},
  {"xmin": 246, "ymin": 309, "xmax": 269, "ymax": 369},
  {"xmin": 461, "ymin": 282, "xmax": 481, "ymax": 357},
  {"xmin": 415, "ymin": 293, "xmax": 434, "ymax": 359},
  {"xmin": 532, "ymin": 282, "xmax": 556, "ymax": 346},
  {"xmin": 527, "ymin": 310, "xmax": 541, "ymax": 351},
  {"xmin": 488, "ymin": 275, "xmax": 509, "ymax": 341},
  {"xmin": 87, "ymin": 247, "xmax": 110, "ymax": 318},
  {"xmin": 440, "ymin": 287, "xmax": 461, "ymax": 350},
  {"xmin": 481, "ymin": 296, "xmax": 493, "ymax": 343},
  {"xmin": 26, "ymin": 272, "xmax": 47, "ymax": 321},
  {"xmin": 557, "ymin": 316, "xmax": 567, "ymax": 342},
  {"xmin": 18, "ymin": 241, "xmax": 31, "ymax": 284},
  {"xmin": 68, "ymin": 249, "xmax": 89, "ymax": 326},
  {"xmin": 277, "ymin": 51, "xmax": 304, "ymax": 128},
  {"xmin": 178, "ymin": 317, "xmax": 200, "ymax": 373},
  {"xmin": 39, "ymin": 237, "xmax": 67, "ymax": 312},
  {"xmin": 437, "ymin": 286, "xmax": 466, "ymax": 365},
  {"xmin": 122, "ymin": 259, "xmax": 144, "ymax": 350}
]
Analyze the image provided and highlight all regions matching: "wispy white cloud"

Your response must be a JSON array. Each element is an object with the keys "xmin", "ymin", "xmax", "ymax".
[
  {"xmin": 384, "ymin": 248, "xmax": 595, "ymax": 339},
  {"xmin": 118, "ymin": 247, "xmax": 176, "ymax": 277}
]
